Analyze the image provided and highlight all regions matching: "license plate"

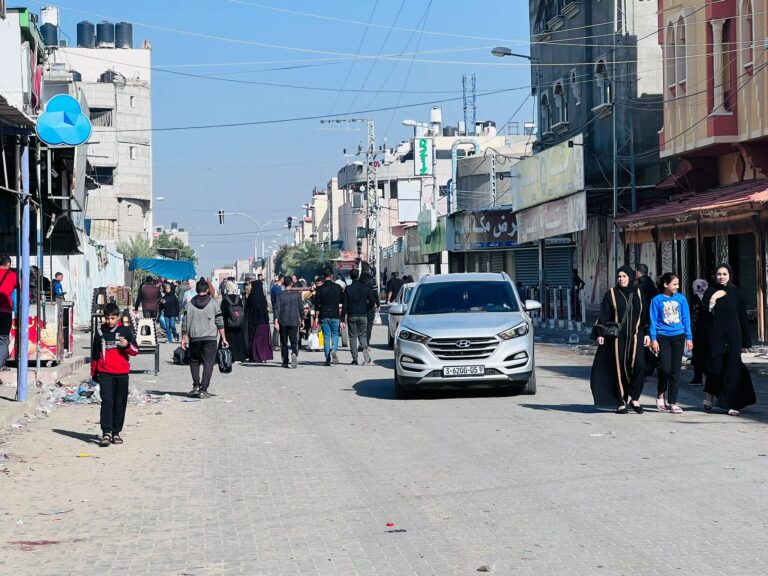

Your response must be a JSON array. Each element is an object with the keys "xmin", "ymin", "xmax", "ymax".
[{"xmin": 443, "ymin": 365, "xmax": 485, "ymax": 377}]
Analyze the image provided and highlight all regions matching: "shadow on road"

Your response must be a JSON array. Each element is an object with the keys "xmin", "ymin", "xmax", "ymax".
[
  {"xmin": 518, "ymin": 403, "xmax": 602, "ymax": 414},
  {"xmin": 537, "ymin": 365, "xmax": 593, "ymax": 379},
  {"xmin": 145, "ymin": 389, "xmax": 190, "ymax": 398},
  {"xmin": 373, "ymin": 358, "xmax": 394, "ymax": 370},
  {"xmin": 354, "ymin": 378, "xmax": 527, "ymax": 401},
  {"xmin": 51, "ymin": 428, "xmax": 99, "ymax": 445},
  {"xmin": 353, "ymin": 378, "xmax": 395, "ymax": 400}
]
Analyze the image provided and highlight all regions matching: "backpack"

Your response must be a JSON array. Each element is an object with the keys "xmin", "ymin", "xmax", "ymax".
[
  {"xmin": 223, "ymin": 295, "xmax": 244, "ymax": 328},
  {"xmin": 172, "ymin": 346, "xmax": 190, "ymax": 365}
]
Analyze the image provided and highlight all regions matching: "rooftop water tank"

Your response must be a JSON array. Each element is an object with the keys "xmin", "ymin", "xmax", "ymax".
[
  {"xmin": 40, "ymin": 23, "xmax": 58, "ymax": 48},
  {"xmin": 115, "ymin": 22, "xmax": 133, "ymax": 49},
  {"xmin": 77, "ymin": 21, "xmax": 95, "ymax": 48},
  {"xmin": 442, "ymin": 126, "xmax": 457, "ymax": 137},
  {"xmin": 483, "ymin": 120, "xmax": 497, "ymax": 137},
  {"xmin": 40, "ymin": 6, "xmax": 59, "ymax": 26},
  {"xmin": 96, "ymin": 21, "xmax": 115, "ymax": 48}
]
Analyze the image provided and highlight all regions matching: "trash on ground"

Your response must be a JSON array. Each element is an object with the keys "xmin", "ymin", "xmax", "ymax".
[{"xmin": 38, "ymin": 509, "xmax": 74, "ymax": 516}]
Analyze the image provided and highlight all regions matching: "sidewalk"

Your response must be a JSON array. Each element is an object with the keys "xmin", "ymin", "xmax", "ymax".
[{"xmin": 0, "ymin": 329, "xmax": 92, "ymax": 430}]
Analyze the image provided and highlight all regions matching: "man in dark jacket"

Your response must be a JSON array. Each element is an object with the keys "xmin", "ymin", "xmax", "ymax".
[
  {"xmin": 274, "ymin": 276, "xmax": 303, "ymax": 368},
  {"xmin": 313, "ymin": 268, "xmax": 345, "ymax": 366},
  {"xmin": 344, "ymin": 268, "xmax": 377, "ymax": 365},
  {"xmin": 359, "ymin": 263, "xmax": 380, "ymax": 348},
  {"xmin": 134, "ymin": 276, "xmax": 162, "ymax": 319},
  {"xmin": 269, "ymin": 276, "xmax": 284, "ymax": 349}
]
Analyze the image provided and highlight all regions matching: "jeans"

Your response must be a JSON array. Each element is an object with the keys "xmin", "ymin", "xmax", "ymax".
[
  {"xmin": 189, "ymin": 340, "xmax": 217, "ymax": 390},
  {"xmin": 279, "ymin": 325, "xmax": 299, "ymax": 365},
  {"xmin": 99, "ymin": 373, "xmax": 129, "ymax": 435},
  {"xmin": 165, "ymin": 316, "xmax": 178, "ymax": 342},
  {"xmin": 348, "ymin": 316, "xmax": 369, "ymax": 361},
  {"xmin": 320, "ymin": 318, "xmax": 340, "ymax": 359},
  {"xmin": 0, "ymin": 311, "xmax": 11, "ymax": 369},
  {"xmin": 657, "ymin": 333, "xmax": 686, "ymax": 404},
  {"xmin": 158, "ymin": 313, "xmax": 168, "ymax": 334}
]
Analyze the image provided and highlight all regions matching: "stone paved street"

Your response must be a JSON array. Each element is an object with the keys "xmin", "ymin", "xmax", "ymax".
[{"xmin": 1, "ymin": 327, "xmax": 767, "ymax": 576}]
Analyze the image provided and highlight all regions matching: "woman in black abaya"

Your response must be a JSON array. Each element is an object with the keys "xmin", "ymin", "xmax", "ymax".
[
  {"xmin": 702, "ymin": 264, "xmax": 755, "ymax": 416},
  {"xmin": 246, "ymin": 280, "xmax": 273, "ymax": 363},
  {"xmin": 590, "ymin": 266, "xmax": 649, "ymax": 413}
]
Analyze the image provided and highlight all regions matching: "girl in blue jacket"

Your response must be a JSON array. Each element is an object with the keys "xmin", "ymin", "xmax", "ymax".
[{"xmin": 649, "ymin": 273, "xmax": 693, "ymax": 413}]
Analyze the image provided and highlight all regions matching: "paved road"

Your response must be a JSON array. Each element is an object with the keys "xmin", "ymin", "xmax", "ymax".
[{"xmin": 1, "ymin": 327, "xmax": 767, "ymax": 575}]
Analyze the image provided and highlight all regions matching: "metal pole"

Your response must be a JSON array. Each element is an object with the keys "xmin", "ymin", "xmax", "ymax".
[
  {"xmin": 35, "ymin": 142, "xmax": 43, "ymax": 376},
  {"xmin": 611, "ymin": 0, "xmax": 620, "ymax": 274},
  {"xmin": 17, "ymin": 138, "xmax": 31, "ymax": 402}
]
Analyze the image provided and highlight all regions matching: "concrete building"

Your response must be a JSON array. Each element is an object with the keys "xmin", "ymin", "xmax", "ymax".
[
  {"xmin": 48, "ymin": 20, "xmax": 153, "ymax": 246},
  {"xmin": 616, "ymin": 0, "xmax": 768, "ymax": 343},
  {"xmin": 153, "ymin": 222, "xmax": 190, "ymax": 247}
]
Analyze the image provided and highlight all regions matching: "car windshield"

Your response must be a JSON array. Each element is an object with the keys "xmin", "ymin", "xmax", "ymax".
[
  {"xmin": 409, "ymin": 281, "xmax": 520, "ymax": 315},
  {"xmin": 402, "ymin": 286, "xmax": 414, "ymax": 304}
]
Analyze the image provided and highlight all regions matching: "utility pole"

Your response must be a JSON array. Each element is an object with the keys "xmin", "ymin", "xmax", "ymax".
[{"xmin": 611, "ymin": 0, "xmax": 621, "ymax": 276}]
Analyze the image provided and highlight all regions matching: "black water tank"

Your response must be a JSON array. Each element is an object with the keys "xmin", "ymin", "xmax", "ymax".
[
  {"xmin": 442, "ymin": 126, "xmax": 457, "ymax": 137},
  {"xmin": 41, "ymin": 23, "xmax": 58, "ymax": 47},
  {"xmin": 115, "ymin": 22, "xmax": 133, "ymax": 49},
  {"xmin": 96, "ymin": 21, "xmax": 115, "ymax": 48},
  {"xmin": 77, "ymin": 21, "xmax": 95, "ymax": 48},
  {"xmin": 71, "ymin": 71, "xmax": 82, "ymax": 82}
]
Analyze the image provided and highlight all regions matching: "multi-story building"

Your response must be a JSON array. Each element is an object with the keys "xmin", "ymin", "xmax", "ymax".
[
  {"xmin": 48, "ymin": 19, "xmax": 153, "ymax": 245},
  {"xmin": 617, "ymin": 0, "xmax": 768, "ymax": 342},
  {"xmin": 153, "ymin": 222, "xmax": 190, "ymax": 247},
  {"xmin": 525, "ymin": 0, "xmax": 664, "ymax": 309}
]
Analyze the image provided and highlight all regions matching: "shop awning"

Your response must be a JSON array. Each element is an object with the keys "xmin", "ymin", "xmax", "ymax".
[
  {"xmin": 0, "ymin": 94, "xmax": 35, "ymax": 128},
  {"xmin": 616, "ymin": 180, "xmax": 768, "ymax": 227},
  {"xmin": 129, "ymin": 258, "xmax": 197, "ymax": 281}
]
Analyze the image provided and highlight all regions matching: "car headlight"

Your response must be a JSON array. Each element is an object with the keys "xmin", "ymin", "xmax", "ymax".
[
  {"xmin": 497, "ymin": 322, "xmax": 530, "ymax": 340},
  {"xmin": 398, "ymin": 328, "xmax": 430, "ymax": 344}
]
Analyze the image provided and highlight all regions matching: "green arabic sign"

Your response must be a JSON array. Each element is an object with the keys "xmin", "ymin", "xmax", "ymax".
[{"xmin": 413, "ymin": 137, "xmax": 433, "ymax": 177}]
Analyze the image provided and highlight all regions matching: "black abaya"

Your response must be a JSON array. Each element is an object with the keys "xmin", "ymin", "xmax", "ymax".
[
  {"xmin": 702, "ymin": 283, "xmax": 756, "ymax": 411},
  {"xmin": 590, "ymin": 286, "xmax": 648, "ymax": 407},
  {"xmin": 221, "ymin": 294, "xmax": 248, "ymax": 362}
]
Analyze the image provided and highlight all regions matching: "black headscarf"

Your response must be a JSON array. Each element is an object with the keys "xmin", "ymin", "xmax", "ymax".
[
  {"xmin": 616, "ymin": 265, "xmax": 635, "ymax": 295},
  {"xmin": 715, "ymin": 262, "xmax": 735, "ymax": 288},
  {"xmin": 246, "ymin": 280, "xmax": 269, "ymax": 324}
]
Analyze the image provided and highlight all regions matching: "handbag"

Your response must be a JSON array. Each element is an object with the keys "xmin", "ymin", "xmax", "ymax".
[
  {"xmin": 373, "ymin": 311, "xmax": 383, "ymax": 325},
  {"xmin": 590, "ymin": 288, "xmax": 624, "ymax": 340}
]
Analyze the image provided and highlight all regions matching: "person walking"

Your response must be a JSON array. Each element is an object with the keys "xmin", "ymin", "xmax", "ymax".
[
  {"xmin": 160, "ymin": 283, "xmax": 181, "ymax": 342},
  {"xmin": 274, "ymin": 276, "xmax": 303, "ymax": 368},
  {"xmin": 635, "ymin": 264, "xmax": 658, "ymax": 377},
  {"xmin": 689, "ymin": 278, "xmax": 709, "ymax": 384},
  {"xmin": 702, "ymin": 264, "xmax": 756, "ymax": 416},
  {"xmin": 181, "ymin": 278, "xmax": 228, "ymax": 398},
  {"xmin": 649, "ymin": 273, "xmax": 693, "ymax": 414},
  {"xmin": 269, "ymin": 276, "xmax": 284, "ymax": 350},
  {"xmin": 221, "ymin": 281, "xmax": 248, "ymax": 363},
  {"xmin": 386, "ymin": 272, "xmax": 404, "ymax": 304},
  {"xmin": 0, "ymin": 256, "xmax": 18, "ymax": 375},
  {"xmin": 134, "ymin": 276, "xmax": 162, "ymax": 319},
  {"xmin": 246, "ymin": 279, "xmax": 273, "ymax": 363},
  {"xmin": 590, "ymin": 265, "xmax": 649, "ymax": 413},
  {"xmin": 344, "ymin": 268, "xmax": 377, "ymax": 365},
  {"xmin": 360, "ymin": 263, "xmax": 380, "ymax": 347},
  {"xmin": 90, "ymin": 303, "xmax": 139, "ymax": 447},
  {"xmin": 313, "ymin": 267, "xmax": 345, "ymax": 366}
]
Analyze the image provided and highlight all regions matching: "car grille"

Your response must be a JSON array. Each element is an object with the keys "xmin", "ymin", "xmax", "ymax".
[{"xmin": 428, "ymin": 337, "xmax": 498, "ymax": 360}]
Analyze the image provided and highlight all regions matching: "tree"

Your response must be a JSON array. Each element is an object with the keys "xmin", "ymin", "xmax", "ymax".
[
  {"xmin": 116, "ymin": 235, "xmax": 156, "ymax": 260},
  {"xmin": 276, "ymin": 242, "xmax": 340, "ymax": 282},
  {"xmin": 154, "ymin": 232, "xmax": 197, "ymax": 262}
]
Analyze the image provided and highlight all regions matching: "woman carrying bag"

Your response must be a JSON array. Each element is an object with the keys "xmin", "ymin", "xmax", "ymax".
[{"xmin": 590, "ymin": 266, "xmax": 649, "ymax": 413}]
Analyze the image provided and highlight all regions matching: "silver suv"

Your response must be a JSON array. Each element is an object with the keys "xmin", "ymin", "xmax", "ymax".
[{"xmin": 393, "ymin": 273, "xmax": 541, "ymax": 398}]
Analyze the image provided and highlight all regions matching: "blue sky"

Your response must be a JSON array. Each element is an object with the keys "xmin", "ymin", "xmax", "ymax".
[{"xmin": 42, "ymin": 0, "xmax": 534, "ymax": 274}]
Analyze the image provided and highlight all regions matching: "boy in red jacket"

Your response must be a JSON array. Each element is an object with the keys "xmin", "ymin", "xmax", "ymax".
[{"xmin": 91, "ymin": 303, "xmax": 139, "ymax": 447}]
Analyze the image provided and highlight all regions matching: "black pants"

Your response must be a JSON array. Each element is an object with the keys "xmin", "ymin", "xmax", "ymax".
[
  {"xmin": 366, "ymin": 309, "xmax": 375, "ymax": 346},
  {"xmin": 348, "ymin": 316, "xmax": 369, "ymax": 362},
  {"xmin": 0, "ymin": 311, "xmax": 11, "ymax": 369},
  {"xmin": 280, "ymin": 325, "xmax": 299, "ymax": 365},
  {"xmin": 99, "ymin": 373, "xmax": 129, "ymax": 435},
  {"xmin": 657, "ymin": 333, "xmax": 686, "ymax": 404},
  {"xmin": 189, "ymin": 340, "xmax": 217, "ymax": 390},
  {"xmin": 143, "ymin": 310, "xmax": 158, "ymax": 319}
]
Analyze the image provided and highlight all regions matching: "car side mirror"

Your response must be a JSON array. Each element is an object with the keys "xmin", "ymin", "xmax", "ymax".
[
  {"xmin": 524, "ymin": 299, "xmax": 542, "ymax": 312},
  {"xmin": 389, "ymin": 303, "xmax": 406, "ymax": 315}
]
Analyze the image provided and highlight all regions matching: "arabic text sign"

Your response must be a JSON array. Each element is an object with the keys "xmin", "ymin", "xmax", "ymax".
[
  {"xmin": 413, "ymin": 137, "xmax": 434, "ymax": 176},
  {"xmin": 451, "ymin": 210, "xmax": 518, "ymax": 251},
  {"xmin": 511, "ymin": 133, "xmax": 584, "ymax": 212},
  {"xmin": 516, "ymin": 191, "xmax": 587, "ymax": 244}
]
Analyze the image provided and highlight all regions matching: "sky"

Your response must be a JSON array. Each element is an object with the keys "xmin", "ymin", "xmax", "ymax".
[{"xmin": 39, "ymin": 0, "xmax": 535, "ymax": 275}]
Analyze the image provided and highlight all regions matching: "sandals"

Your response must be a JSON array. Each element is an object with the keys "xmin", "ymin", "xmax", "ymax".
[
  {"xmin": 656, "ymin": 395, "xmax": 668, "ymax": 412},
  {"xmin": 728, "ymin": 409, "xmax": 740, "ymax": 417},
  {"xmin": 616, "ymin": 405, "xmax": 628, "ymax": 414},
  {"xmin": 111, "ymin": 434, "xmax": 124, "ymax": 445},
  {"xmin": 669, "ymin": 404, "xmax": 684, "ymax": 414},
  {"xmin": 703, "ymin": 394, "xmax": 713, "ymax": 412},
  {"xmin": 99, "ymin": 434, "xmax": 112, "ymax": 447}
]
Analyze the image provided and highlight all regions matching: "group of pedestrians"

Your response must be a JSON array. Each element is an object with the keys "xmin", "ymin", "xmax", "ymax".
[{"xmin": 590, "ymin": 262, "xmax": 756, "ymax": 416}]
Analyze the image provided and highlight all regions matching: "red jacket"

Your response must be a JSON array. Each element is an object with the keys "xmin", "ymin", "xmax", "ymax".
[
  {"xmin": 0, "ymin": 268, "xmax": 18, "ymax": 314},
  {"xmin": 91, "ymin": 324, "xmax": 139, "ymax": 376}
]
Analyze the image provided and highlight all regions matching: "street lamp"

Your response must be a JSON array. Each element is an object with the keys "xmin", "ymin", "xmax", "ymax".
[{"xmin": 491, "ymin": 46, "xmax": 534, "ymax": 60}]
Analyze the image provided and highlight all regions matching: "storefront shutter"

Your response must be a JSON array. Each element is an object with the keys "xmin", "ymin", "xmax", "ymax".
[
  {"xmin": 545, "ymin": 247, "xmax": 574, "ymax": 288},
  {"xmin": 490, "ymin": 251, "xmax": 505, "ymax": 273},
  {"xmin": 514, "ymin": 249, "xmax": 539, "ymax": 287}
]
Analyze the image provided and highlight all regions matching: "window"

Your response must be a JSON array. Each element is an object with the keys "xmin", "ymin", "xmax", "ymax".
[
  {"xmin": 570, "ymin": 68, "xmax": 581, "ymax": 105},
  {"xmin": 90, "ymin": 166, "xmax": 114, "ymax": 185},
  {"xmin": 129, "ymin": 146, "xmax": 136, "ymax": 160},
  {"xmin": 553, "ymin": 81, "xmax": 568, "ymax": 125},
  {"xmin": 676, "ymin": 17, "xmax": 687, "ymax": 89},
  {"xmin": 539, "ymin": 92, "xmax": 551, "ymax": 134},
  {"xmin": 741, "ymin": 0, "xmax": 754, "ymax": 70},
  {"xmin": 410, "ymin": 281, "xmax": 520, "ymax": 315},
  {"xmin": 89, "ymin": 108, "xmax": 113, "ymax": 127},
  {"xmin": 665, "ymin": 23, "xmax": 676, "ymax": 94},
  {"xmin": 594, "ymin": 60, "xmax": 611, "ymax": 105},
  {"xmin": 129, "ymin": 95, "xmax": 135, "ymax": 108}
]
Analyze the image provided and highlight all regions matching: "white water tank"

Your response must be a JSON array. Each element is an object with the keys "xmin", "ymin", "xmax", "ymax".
[
  {"xmin": 41, "ymin": 6, "xmax": 59, "ymax": 26},
  {"xmin": 430, "ymin": 106, "xmax": 443, "ymax": 133}
]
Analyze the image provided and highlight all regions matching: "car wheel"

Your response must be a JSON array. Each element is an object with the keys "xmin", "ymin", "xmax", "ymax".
[
  {"xmin": 394, "ymin": 367, "xmax": 412, "ymax": 399},
  {"xmin": 522, "ymin": 371, "xmax": 537, "ymax": 395}
]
